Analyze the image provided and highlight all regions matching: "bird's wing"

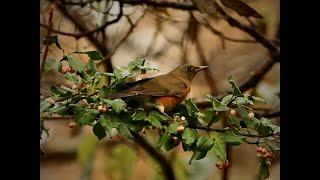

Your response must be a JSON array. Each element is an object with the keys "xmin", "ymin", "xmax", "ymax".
[{"xmin": 108, "ymin": 74, "xmax": 187, "ymax": 99}]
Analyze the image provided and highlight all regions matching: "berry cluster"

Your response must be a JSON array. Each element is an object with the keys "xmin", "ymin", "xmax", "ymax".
[
  {"xmin": 256, "ymin": 147, "xmax": 273, "ymax": 167},
  {"xmin": 215, "ymin": 161, "xmax": 230, "ymax": 169}
]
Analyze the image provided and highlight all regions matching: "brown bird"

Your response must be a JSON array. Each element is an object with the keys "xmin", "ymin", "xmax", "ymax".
[{"xmin": 108, "ymin": 65, "xmax": 208, "ymax": 118}]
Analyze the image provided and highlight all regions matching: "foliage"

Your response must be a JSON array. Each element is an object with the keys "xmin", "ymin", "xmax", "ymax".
[{"xmin": 40, "ymin": 35, "xmax": 279, "ymax": 179}]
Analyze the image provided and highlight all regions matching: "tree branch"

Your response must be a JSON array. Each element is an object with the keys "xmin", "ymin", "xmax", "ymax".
[{"xmin": 131, "ymin": 132, "xmax": 175, "ymax": 180}]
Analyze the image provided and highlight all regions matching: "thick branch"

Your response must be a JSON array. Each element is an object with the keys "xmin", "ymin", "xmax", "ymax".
[{"xmin": 131, "ymin": 132, "xmax": 175, "ymax": 180}]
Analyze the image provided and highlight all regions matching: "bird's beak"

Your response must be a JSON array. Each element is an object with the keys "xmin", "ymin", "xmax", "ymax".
[{"xmin": 195, "ymin": 66, "xmax": 209, "ymax": 72}]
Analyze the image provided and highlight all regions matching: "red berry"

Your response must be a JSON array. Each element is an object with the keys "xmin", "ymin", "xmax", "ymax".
[
  {"xmin": 177, "ymin": 126, "xmax": 185, "ymax": 133},
  {"xmin": 68, "ymin": 122, "xmax": 76, "ymax": 128},
  {"xmin": 224, "ymin": 161, "xmax": 230, "ymax": 168},
  {"xmin": 261, "ymin": 148, "xmax": 267, "ymax": 154},
  {"xmin": 98, "ymin": 105, "xmax": 104, "ymax": 111},
  {"xmin": 256, "ymin": 147, "xmax": 261, "ymax": 152}
]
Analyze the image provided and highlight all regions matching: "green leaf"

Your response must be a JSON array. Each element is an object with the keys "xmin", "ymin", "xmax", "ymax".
[
  {"xmin": 196, "ymin": 136, "xmax": 214, "ymax": 152},
  {"xmin": 99, "ymin": 114, "xmax": 120, "ymax": 128},
  {"xmin": 182, "ymin": 128, "xmax": 199, "ymax": 147},
  {"xmin": 189, "ymin": 151, "xmax": 207, "ymax": 164},
  {"xmin": 99, "ymin": 85, "xmax": 113, "ymax": 98},
  {"xmin": 48, "ymin": 103, "xmax": 68, "ymax": 116},
  {"xmin": 165, "ymin": 123, "xmax": 180, "ymax": 134},
  {"xmin": 185, "ymin": 98, "xmax": 200, "ymax": 117},
  {"xmin": 79, "ymin": 71, "xmax": 92, "ymax": 83},
  {"xmin": 251, "ymin": 96, "xmax": 266, "ymax": 103},
  {"xmin": 132, "ymin": 111, "xmax": 146, "ymax": 121},
  {"xmin": 156, "ymin": 132, "xmax": 173, "ymax": 152},
  {"xmin": 202, "ymin": 110, "xmax": 215, "ymax": 124},
  {"xmin": 148, "ymin": 113, "xmax": 163, "ymax": 129},
  {"xmin": 149, "ymin": 110, "xmax": 168, "ymax": 121},
  {"xmin": 102, "ymin": 99, "xmax": 127, "ymax": 113},
  {"xmin": 256, "ymin": 119, "xmax": 274, "ymax": 136},
  {"xmin": 207, "ymin": 95, "xmax": 229, "ymax": 111},
  {"xmin": 221, "ymin": 94, "xmax": 233, "ymax": 105},
  {"xmin": 75, "ymin": 51, "xmax": 104, "ymax": 60},
  {"xmin": 117, "ymin": 124, "xmax": 134, "ymax": 139},
  {"xmin": 228, "ymin": 116, "xmax": 240, "ymax": 127},
  {"xmin": 64, "ymin": 72, "xmax": 79, "ymax": 85},
  {"xmin": 44, "ymin": 58, "xmax": 62, "ymax": 71},
  {"xmin": 236, "ymin": 104, "xmax": 249, "ymax": 118},
  {"xmin": 40, "ymin": 97, "xmax": 54, "ymax": 112},
  {"xmin": 69, "ymin": 104, "xmax": 85, "ymax": 114},
  {"xmin": 88, "ymin": 59, "xmax": 98, "ymax": 76},
  {"xmin": 93, "ymin": 122, "xmax": 106, "ymax": 140},
  {"xmin": 50, "ymin": 85, "xmax": 73, "ymax": 97},
  {"xmin": 43, "ymin": 35, "xmax": 63, "ymax": 49},
  {"xmin": 114, "ymin": 68, "xmax": 133, "ymax": 81},
  {"xmin": 243, "ymin": 117, "xmax": 257, "ymax": 129},
  {"xmin": 213, "ymin": 137, "xmax": 227, "ymax": 161},
  {"xmin": 228, "ymin": 76, "xmax": 241, "ymax": 96},
  {"xmin": 267, "ymin": 142, "xmax": 280, "ymax": 152},
  {"xmin": 219, "ymin": 131, "xmax": 245, "ymax": 146},
  {"xmin": 67, "ymin": 56, "xmax": 86, "ymax": 73},
  {"xmin": 233, "ymin": 97, "xmax": 254, "ymax": 105},
  {"xmin": 259, "ymin": 158, "xmax": 270, "ymax": 179},
  {"xmin": 75, "ymin": 109, "xmax": 99, "ymax": 125}
]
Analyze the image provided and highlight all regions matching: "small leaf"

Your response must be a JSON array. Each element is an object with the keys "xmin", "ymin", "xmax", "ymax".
[
  {"xmin": 207, "ymin": 95, "xmax": 229, "ymax": 111},
  {"xmin": 202, "ymin": 110, "xmax": 215, "ymax": 124},
  {"xmin": 149, "ymin": 110, "xmax": 168, "ymax": 121},
  {"xmin": 243, "ymin": 117, "xmax": 257, "ymax": 129},
  {"xmin": 75, "ymin": 109, "xmax": 99, "ymax": 125},
  {"xmin": 156, "ymin": 132, "xmax": 173, "ymax": 152},
  {"xmin": 182, "ymin": 128, "xmax": 199, "ymax": 147},
  {"xmin": 64, "ymin": 72, "xmax": 79, "ymax": 85},
  {"xmin": 79, "ymin": 71, "xmax": 92, "ymax": 83},
  {"xmin": 267, "ymin": 142, "xmax": 280, "ymax": 152},
  {"xmin": 93, "ymin": 122, "xmax": 106, "ymax": 140},
  {"xmin": 148, "ymin": 113, "xmax": 163, "ymax": 129},
  {"xmin": 75, "ymin": 51, "xmax": 104, "ymax": 60},
  {"xmin": 67, "ymin": 56, "xmax": 86, "ymax": 73},
  {"xmin": 165, "ymin": 123, "xmax": 180, "ymax": 134},
  {"xmin": 259, "ymin": 158, "xmax": 270, "ymax": 179},
  {"xmin": 256, "ymin": 119, "xmax": 273, "ymax": 136},
  {"xmin": 251, "ymin": 96, "xmax": 266, "ymax": 103},
  {"xmin": 44, "ymin": 58, "xmax": 62, "ymax": 71},
  {"xmin": 50, "ymin": 85, "xmax": 73, "ymax": 97},
  {"xmin": 102, "ymin": 99, "xmax": 127, "ymax": 113},
  {"xmin": 69, "ymin": 104, "xmax": 85, "ymax": 114},
  {"xmin": 228, "ymin": 76, "xmax": 241, "ymax": 96},
  {"xmin": 185, "ymin": 98, "xmax": 200, "ymax": 117},
  {"xmin": 213, "ymin": 137, "xmax": 227, "ymax": 161},
  {"xmin": 99, "ymin": 85, "xmax": 113, "ymax": 98},
  {"xmin": 228, "ymin": 116, "xmax": 240, "ymax": 127},
  {"xmin": 221, "ymin": 94, "xmax": 233, "ymax": 105},
  {"xmin": 88, "ymin": 59, "xmax": 98, "ymax": 76},
  {"xmin": 132, "ymin": 111, "xmax": 146, "ymax": 121},
  {"xmin": 48, "ymin": 103, "xmax": 68, "ymax": 116},
  {"xmin": 99, "ymin": 114, "xmax": 120, "ymax": 128},
  {"xmin": 221, "ymin": 0, "xmax": 263, "ymax": 18},
  {"xmin": 219, "ymin": 130, "xmax": 245, "ymax": 146},
  {"xmin": 237, "ymin": 104, "xmax": 249, "ymax": 118},
  {"xmin": 43, "ymin": 35, "xmax": 63, "ymax": 49},
  {"xmin": 114, "ymin": 68, "xmax": 133, "ymax": 81},
  {"xmin": 40, "ymin": 97, "xmax": 54, "ymax": 112},
  {"xmin": 196, "ymin": 136, "xmax": 214, "ymax": 152},
  {"xmin": 189, "ymin": 151, "xmax": 207, "ymax": 164},
  {"xmin": 117, "ymin": 124, "xmax": 133, "ymax": 139}
]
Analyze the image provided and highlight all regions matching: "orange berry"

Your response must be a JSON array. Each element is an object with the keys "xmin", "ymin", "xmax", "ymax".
[
  {"xmin": 68, "ymin": 122, "xmax": 76, "ymax": 128},
  {"xmin": 177, "ymin": 126, "xmax": 185, "ymax": 133},
  {"xmin": 230, "ymin": 109, "xmax": 236, "ymax": 115},
  {"xmin": 102, "ymin": 107, "xmax": 108, "ymax": 112},
  {"xmin": 98, "ymin": 105, "xmax": 104, "ymax": 111},
  {"xmin": 224, "ymin": 161, "xmax": 230, "ymax": 168}
]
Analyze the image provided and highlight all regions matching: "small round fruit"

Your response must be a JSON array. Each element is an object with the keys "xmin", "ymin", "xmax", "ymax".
[
  {"xmin": 256, "ymin": 147, "xmax": 261, "ymax": 152},
  {"xmin": 224, "ymin": 161, "xmax": 230, "ymax": 168},
  {"xmin": 181, "ymin": 116, "xmax": 186, "ymax": 121},
  {"xmin": 98, "ymin": 105, "xmax": 104, "ymax": 111},
  {"xmin": 177, "ymin": 126, "xmax": 185, "ymax": 133},
  {"xmin": 72, "ymin": 85, "xmax": 78, "ymax": 90},
  {"xmin": 215, "ymin": 162, "xmax": 224, "ymax": 169},
  {"xmin": 102, "ymin": 107, "xmax": 108, "ymax": 112},
  {"xmin": 230, "ymin": 109, "xmax": 236, "ymax": 115},
  {"xmin": 261, "ymin": 148, "xmax": 267, "ymax": 154},
  {"xmin": 68, "ymin": 122, "xmax": 76, "ymax": 128},
  {"xmin": 248, "ymin": 112, "xmax": 255, "ymax": 118}
]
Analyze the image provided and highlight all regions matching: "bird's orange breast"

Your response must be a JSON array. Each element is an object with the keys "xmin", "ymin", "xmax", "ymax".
[{"xmin": 154, "ymin": 86, "xmax": 190, "ymax": 110}]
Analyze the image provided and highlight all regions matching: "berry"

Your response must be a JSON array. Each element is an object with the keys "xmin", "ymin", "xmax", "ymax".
[
  {"xmin": 72, "ymin": 85, "xmax": 78, "ymax": 90},
  {"xmin": 248, "ymin": 112, "xmax": 255, "ymax": 118},
  {"xmin": 68, "ymin": 122, "xmax": 76, "ymax": 128},
  {"xmin": 257, "ymin": 153, "xmax": 262, "ymax": 157},
  {"xmin": 177, "ymin": 126, "xmax": 185, "ymax": 133},
  {"xmin": 62, "ymin": 66, "xmax": 71, "ymax": 74},
  {"xmin": 230, "ymin": 109, "xmax": 236, "ymax": 115},
  {"xmin": 261, "ymin": 148, "xmax": 267, "ymax": 154},
  {"xmin": 181, "ymin": 116, "xmax": 186, "ymax": 121},
  {"xmin": 256, "ymin": 147, "xmax": 261, "ymax": 152},
  {"xmin": 98, "ymin": 105, "xmax": 104, "ymax": 111},
  {"xmin": 102, "ymin": 107, "xmax": 108, "ymax": 112},
  {"xmin": 224, "ymin": 161, "xmax": 230, "ymax": 168},
  {"xmin": 215, "ymin": 162, "xmax": 224, "ymax": 169}
]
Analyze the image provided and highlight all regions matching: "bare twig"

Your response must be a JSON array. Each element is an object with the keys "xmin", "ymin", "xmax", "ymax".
[
  {"xmin": 40, "ymin": 5, "xmax": 55, "ymax": 81},
  {"xmin": 131, "ymin": 132, "xmax": 175, "ymax": 180}
]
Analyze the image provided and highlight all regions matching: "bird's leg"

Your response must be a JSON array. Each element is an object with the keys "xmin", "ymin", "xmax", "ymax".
[{"xmin": 157, "ymin": 105, "xmax": 174, "ymax": 122}]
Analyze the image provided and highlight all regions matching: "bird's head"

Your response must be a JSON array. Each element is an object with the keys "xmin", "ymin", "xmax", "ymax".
[{"xmin": 171, "ymin": 65, "xmax": 208, "ymax": 83}]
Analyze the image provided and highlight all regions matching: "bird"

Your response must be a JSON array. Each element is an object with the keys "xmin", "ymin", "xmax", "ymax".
[{"xmin": 108, "ymin": 65, "xmax": 208, "ymax": 119}]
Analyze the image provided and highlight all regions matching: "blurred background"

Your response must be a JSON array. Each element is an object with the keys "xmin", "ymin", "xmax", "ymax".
[{"xmin": 40, "ymin": 0, "xmax": 280, "ymax": 179}]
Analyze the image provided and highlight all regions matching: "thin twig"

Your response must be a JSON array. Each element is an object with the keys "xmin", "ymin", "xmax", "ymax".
[{"xmin": 40, "ymin": 5, "xmax": 55, "ymax": 81}]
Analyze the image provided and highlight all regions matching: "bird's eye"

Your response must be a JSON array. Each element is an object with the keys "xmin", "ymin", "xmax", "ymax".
[{"xmin": 187, "ymin": 66, "xmax": 193, "ymax": 71}]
